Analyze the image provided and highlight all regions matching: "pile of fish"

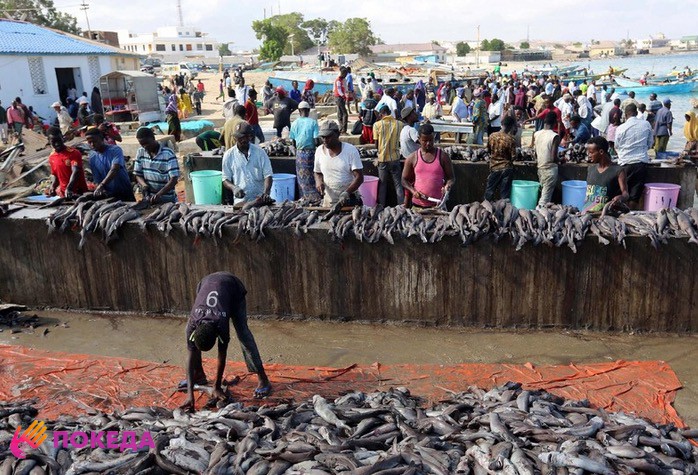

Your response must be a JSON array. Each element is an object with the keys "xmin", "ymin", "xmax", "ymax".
[
  {"xmin": 440, "ymin": 146, "xmax": 537, "ymax": 163},
  {"xmin": 558, "ymin": 143, "xmax": 589, "ymax": 163},
  {"xmin": 261, "ymin": 139, "xmax": 296, "ymax": 157},
  {"xmin": 46, "ymin": 195, "xmax": 145, "ymax": 250},
  {"xmin": 140, "ymin": 201, "xmax": 319, "ymax": 242},
  {"xmin": 327, "ymin": 201, "xmax": 698, "ymax": 252},
  {"xmin": 1, "ymin": 384, "xmax": 697, "ymax": 474},
  {"xmin": 358, "ymin": 148, "xmax": 379, "ymax": 159}
]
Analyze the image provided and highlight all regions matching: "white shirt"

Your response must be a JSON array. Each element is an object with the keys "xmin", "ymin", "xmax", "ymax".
[
  {"xmin": 615, "ymin": 116, "xmax": 654, "ymax": 165},
  {"xmin": 577, "ymin": 96, "xmax": 592, "ymax": 120},
  {"xmin": 375, "ymin": 95, "xmax": 398, "ymax": 118},
  {"xmin": 586, "ymin": 84, "xmax": 597, "ymax": 101},
  {"xmin": 591, "ymin": 101, "xmax": 614, "ymax": 134},
  {"xmin": 314, "ymin": 142, "xmax": 363, "ymax": 203},
  {"xmin": 487, "ymin": 99, "xmax": 504, "ymax": 127},
  {"xmin": 451, "ymin": 97, "xmax": 467, "ymax": 120},
  {"xmin": 557, "ymin": 101, "xmax": 574, "ymax": 129},
  {"xmin": 223, "ymin": 98, "xmax": 239, "ymax": 119},
  {"xmin": 222, "ymin": 143, "xmax": 273, "ymax": 204},
  {"xmin": 400, "ymin": 124, "xmax": 419, "ymax": 158},
  {"xmin": 236, "ymin": 85, "xmax": 250, "ymax": 104}
]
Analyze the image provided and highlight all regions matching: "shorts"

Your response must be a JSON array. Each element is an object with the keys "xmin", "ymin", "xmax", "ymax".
[{"xmin": 622, "ymin": 162, "xmax": 647, "ymax": 203}]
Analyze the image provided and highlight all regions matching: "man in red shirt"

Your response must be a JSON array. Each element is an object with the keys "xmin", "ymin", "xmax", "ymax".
[
  {"xmin": 45, "ymin": 127, "xmax": 88, "ymax": 198},
  {"xmin": 526, "ymin": 96, "xmax": 564, "ymax": 135},
  {"xmin": 245, "ymin": 89, "xmax": 265, "ymax": 144},
  {"xmin": 333, "ymin": 66, "xmax": 348, "ymax": 134}
]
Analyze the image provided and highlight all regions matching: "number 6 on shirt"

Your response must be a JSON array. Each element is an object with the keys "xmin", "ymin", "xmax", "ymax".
[{"xmin": 206, "ymin": 291, "xmax": 219, "ymax": 308}]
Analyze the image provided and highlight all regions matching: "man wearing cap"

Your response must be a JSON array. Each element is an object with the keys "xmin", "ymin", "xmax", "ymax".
[
  {"xmin": 52, "ymin": 101, "xmax": 74, "ymax": 136},
  {"xmin": 222, "ymin": 121, "xmax": 273, "ymax": 205},
  {"xmin": 85, "ymin": 128, "xmax": 135, "ymax": 202},
  {"xmin": 653, "ymin": 99, "xmax": 673, "ymax": 153},
  {"xmin": 289, "ymin": 102, "xmax": 321, "ymax": 200},
  {"xmin": 400, "ymin": 106, "xmax": 420, "ymax": 159},
  {"xmin": 45, "ymin": 126, "xmax": 88, "ymax": 199},
  {"xmin": 334, "ymin": 67, "xmax": 349, "ymax": 133},
  {"xmin": 134, "ymin": 127, "xmax": 180, "ymax": 204},
  {"xmin": 223, "ymin": 105, "xmax": 247, "ymax": 150},
  {"xmin": 373, "ymin": 106, "xmax": 404, "ymax": 206},
  {"xmin": 314, "ymin": 120, "xmax": 364, "ymax": 206},
  {"xmin": 265, "ymin": 87, "xmax": 298, "ymax": 138},
  {"xmin": 614, "ymin": 103, "xmax": 653, "ymax": 209},
  {"xmin": 422, "ymin": 93, "xmax": 442, "ymax": 121}
]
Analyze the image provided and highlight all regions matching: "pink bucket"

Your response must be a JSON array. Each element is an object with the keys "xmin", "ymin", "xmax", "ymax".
[
  {"xmin": 642, "ymin": 183, "xmax": 681, "ymax": 211},
  {"xmin": 359, "ymin": 176, "xmax": 379, "ymax": 207}
]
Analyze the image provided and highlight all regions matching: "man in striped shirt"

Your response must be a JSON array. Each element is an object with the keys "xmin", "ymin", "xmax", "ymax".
[
  {"xmin": 134, "ymin": 127, "xmax": 180, "ymax": 203},
  {"xmin": 372, "ymin": 105, "xmax": 404, "ymax": 206}
]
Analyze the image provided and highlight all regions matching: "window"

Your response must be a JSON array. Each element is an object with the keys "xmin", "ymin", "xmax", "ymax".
[
  {"xmin": 179, "ymin": 44, "xmax": 183, "ymax": 51},
  {"xmin": 205, "ymin": 44, "xmax": 213, "ymax": 51},
  {"xmin": 27, "ymin": 57, "xmax": 47, "ymax": 95},
  {"xmin": 186, "ymin": 44, "xmax": 192, "ymax": 51},
  {"xmin": 156, "ymin": 44, "xmax": 166, "ymax": 51},
  {"xmin": 196, "ymin": 44, "xmax": 202, "ymax": 50},
  {"xmin": 171, "ymin": 44, "xmax": 176, "ymax": 51}
]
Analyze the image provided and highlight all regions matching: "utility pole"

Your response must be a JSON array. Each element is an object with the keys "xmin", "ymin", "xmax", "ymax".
[
  {"xmin": 476, "ymin": 25, "xmax": 480, "ymax": 67},
  {"xmin": 176, "ymin": 0, "xmax": 183, "ymax": 28},
  {"xmin": 80, "ymin": 1, "xmax": 91, "ymax": 40}
]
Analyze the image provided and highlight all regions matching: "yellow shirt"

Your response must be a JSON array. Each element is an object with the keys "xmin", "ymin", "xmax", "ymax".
[
  {"xmin": 372, "ymin": 116, "xmax": 401, "ymax": 162},
  {"xmin": 223, "ymin": 116, "xmax": 244, "ymax": 150}
]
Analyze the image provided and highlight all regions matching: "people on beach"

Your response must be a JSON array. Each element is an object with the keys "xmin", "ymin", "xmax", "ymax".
[{"xmin": 45, "ymin": 127, "xmax": 88, "ymax": 198}]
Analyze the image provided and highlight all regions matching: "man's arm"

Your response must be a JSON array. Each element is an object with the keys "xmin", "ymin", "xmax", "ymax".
[
  {"xmin": 401, "ymin": 153, "xmax": 420, "ymax": 197},
  {"xmin": 214, "ymin": 341, "xmax": 228, "ymax": 396},
  {"xmin": 345, "ymin": 169, "xmax": 364, "ymax": 194},
  {"xmin": 95, "ymin": 163, "xmax": 122, "ymax": 196},
  {"xmin": 182, "ymin": 349, "xmax": 199, "ymax": 410},
  {"xmin": 314, "ymin": 172, "xmax": 325, "ymax": 195},
  {"xmin": 442, "ymin": 152, "xmax": 455, "ymax": 192},
  {"xmin": 612, "ymin": 169, "xmax": 630, "ymax": 204},
  {"xmin": 66, "ymin": 165, "xmax": 81, "ymax": 198},
  {"xmin": 263, "ymin": 175, "xmax": 272, "ymax": 196}
]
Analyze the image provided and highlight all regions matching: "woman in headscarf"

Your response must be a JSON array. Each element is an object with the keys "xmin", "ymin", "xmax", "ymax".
[
  {"xmin": 302, "ymin": 80, "xmax": 316, "ymax": 109},
  {"xmin": 414, "ymin": 80, "xmax": 426, "ymax": 113},
  {"xmin": 165, "ymin": 90, "xmax": 181, "ymax": 142},
  {"xmin": 681, "ymin": 106, "xmax": 698, "ymax": 162},
  {"xmin": 178, "ymin": 87, "xmax": 193, "ymax": 119},
  {"xmin": 90, "ymin": 87, "xmax": 104, "ymax": 116}
]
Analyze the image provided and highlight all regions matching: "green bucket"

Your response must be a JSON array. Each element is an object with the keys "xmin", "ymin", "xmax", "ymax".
[
  {"xmin": 511, "ymin": 180, "xmax": 540, "ymax": 210},
  {"xmin": 190, "ymin": 170, "xmax": 222, "ymax": 204}
]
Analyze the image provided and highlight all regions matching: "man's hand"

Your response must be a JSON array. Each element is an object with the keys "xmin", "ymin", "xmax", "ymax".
[
  {"xmin": 232, "ymin": 185, "xmax": 245, "ymax": 199},
  {"xmin": 414, "ymin": 190, "xmax": 427, "ymax": 200},
  {"xmin": 259, "ymin": 192, "xmax": 271, "ymax": 203},
  {"xmin": 94, "ymin": 185, "xmax": 106, "ymax": 198},
  {"xmin": 44, "ymin": 187, "xmax": 55, "ymax": 197},
  {"xmin": 338, "ymin": 191, "xmax": 351, "ymax": 205},
  {"xmin": 179, "ymin": 398, "xmax": 195, "ymax": 413},
  {"xmin": 66, "ymin": 189, "xmax": 77, "ymax": 200},
  {"xmin": 316, "ymin": 183, "xmax": 325, "ymax": 196}
]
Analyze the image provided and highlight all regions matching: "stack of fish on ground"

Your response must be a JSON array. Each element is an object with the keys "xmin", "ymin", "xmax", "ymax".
[
  {"xmin": 358, "ymin": 148, "xmax": 379, "ymax": 159},
  {"xmin": 260, "ymin": 139, "xmax": 296, "ymax": 157},
  {"xmin": 45, "ymin": 194, "xmax": 144, "ymax": 250},
  {"xmin": 140, "ymin": 201, "xmax": 319, "ymax": 242},
  {"xmin": 439, "ymin": 146, "xmax": 538, "ymax": 163},
  {"xmin": 558, "ymin": 143, "xmax": 590, "ymax": 163},
  {"xmin": 1, "ymin": 384, "xmax": 697, "ymax": 474},
  {"xmin": 327, "ymin": 200, "xmax": 698, "ymax": 252}
]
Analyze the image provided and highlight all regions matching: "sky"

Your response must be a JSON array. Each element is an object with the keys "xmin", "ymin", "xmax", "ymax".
[{"xmin": 56, "ymin": 0, "xmax": 698, "ymax": 52}]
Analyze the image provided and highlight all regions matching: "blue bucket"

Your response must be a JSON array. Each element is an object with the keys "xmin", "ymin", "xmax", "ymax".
[
  {"xmin": 511, "ymin": 180, "xmax": 540, "ymax": 210},
  {"xmin": 561, "ymin": 180, "xmax": 587, "ymax": 211},
  {"xmin": 271, "ymin": 173, "xmax": 296, "ymax": 202}
]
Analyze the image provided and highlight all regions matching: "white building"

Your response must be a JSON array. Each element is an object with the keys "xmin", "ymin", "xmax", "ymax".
[
  {"xmin": 118, "ymin": 26, "xmax": 220, "ymax": 61},
  {"xmin": 0, "ymin": 19, "xmax": 139, "ymax": 122}
]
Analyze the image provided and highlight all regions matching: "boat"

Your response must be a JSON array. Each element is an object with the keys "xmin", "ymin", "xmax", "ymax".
[
  {"xmin": 267, "ymin": 70, "xmax": 420, "ymax": 97},
  {"xmin": 613, "ymin": 76, "xmax": 642, "ymax": 88},
  {"xmin": 614, "ymin": 81, "xmax": 696, "ymax": 95}
]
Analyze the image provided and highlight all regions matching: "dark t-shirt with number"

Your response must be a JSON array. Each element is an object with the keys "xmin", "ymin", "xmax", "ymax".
[{"xmin": 185, "ymin": 272, "xmax": 247, "ymax": 351}]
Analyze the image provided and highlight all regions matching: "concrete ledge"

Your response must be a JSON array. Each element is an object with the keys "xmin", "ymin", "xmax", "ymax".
[{"xmin": 1, "ymin": 211, "xmax": 696, "ymax": 332}]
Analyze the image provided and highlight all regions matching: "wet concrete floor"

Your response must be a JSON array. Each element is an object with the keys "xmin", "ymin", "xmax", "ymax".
[{"xmin": 1, "ymin": 310, "xmax": 697, "ymax": 427}]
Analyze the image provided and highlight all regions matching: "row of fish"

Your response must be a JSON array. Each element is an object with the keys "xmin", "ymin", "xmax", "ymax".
[
  {"xmin": 327, "ymin": 201, "xmax": 698, "ymax": 252},
  {"xmin": 440, "ymin": 146, "xmax": 539, "ymax": 163},
  {"xmin": 1, "ymin": 384, "xmax": 696, "ymax": 474},
  {"xmin": 261, "ymin": 140, "xmax": 297, "ymax": 158}
]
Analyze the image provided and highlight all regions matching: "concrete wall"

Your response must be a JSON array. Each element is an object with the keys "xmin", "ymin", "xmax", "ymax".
[{"xmin": 0, "ymin": 210, "xmax": 696, "ymax": 332}]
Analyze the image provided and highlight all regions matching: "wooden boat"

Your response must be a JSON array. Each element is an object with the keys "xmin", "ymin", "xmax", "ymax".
[{"xmin": 615, "ymin": 81, "xmax": 696, "ymax": 95}]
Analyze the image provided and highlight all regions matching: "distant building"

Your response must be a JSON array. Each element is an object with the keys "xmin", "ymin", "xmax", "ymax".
[
  {"xmin": 680, "ymin": 35, "xmax": 698, "ymax": 50},
  {"xmin": 117, "ymin": 26, "xmax": 220, "ymax": 61},
  {"xmin": 636, "ymin": 34, "xmax": 669, "ymax": 50},
  {"xmin": 0, "ymin": 19, "xmax": 138, "ymax": 121},
  {"xmin": 82, "ymin": 30, "xmax": 120, "ymax": 48},
  {"xmin": 501, "ymin": 49, "xmax": 552, "ymax": 62},
  {"xmin": 589, "ymin": 41, "xmax": 623, "ymax": 58},
  {"xmin": 369, "ymin": 43, "xmax": 447, "ymax": 63}
]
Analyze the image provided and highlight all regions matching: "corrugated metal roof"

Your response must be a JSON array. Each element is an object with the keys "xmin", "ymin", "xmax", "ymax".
[{"xmin": 0, "ymin": 20, "xmax": 134, "ymax": 56}]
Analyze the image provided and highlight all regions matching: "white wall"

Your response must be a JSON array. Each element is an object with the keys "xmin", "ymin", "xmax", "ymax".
[{"xmin": 0, "ymin": 54, "xmax": 114, "ymax": 123}]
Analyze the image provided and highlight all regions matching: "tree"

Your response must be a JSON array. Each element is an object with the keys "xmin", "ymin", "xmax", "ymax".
[
  {"xmin": 481, "ymin": 38, "xmax": 505, "ymax": 51},
  {"xmin": 301, "ymin": 18, "xmax": 339, "ymax": 46},
  {"xmin": 328, "ymin": 18, "xmax": 379, "ymax": 56},
  {"xmin": 251, "ymin": 19, "xmax": 287, "ymax": 61},
  {"xmin": 0, "ymin": 0, "xmax": 80, "ymax": 34},
  {"xmin": 520, "ymin": 41, "xmax": 530, "ymax": 49},
  {"xmin": 218, "ymin": 44, "xmax": 232, "ymax": 57},
  {"xmin": 456, "ymin": 41, "xmax": 471, "ymax": 56}
]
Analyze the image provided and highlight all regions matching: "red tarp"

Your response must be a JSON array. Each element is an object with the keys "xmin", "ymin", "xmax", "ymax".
[{"xmin": 0, "ymin": 344, "xmax": 685, "ymax": 426}]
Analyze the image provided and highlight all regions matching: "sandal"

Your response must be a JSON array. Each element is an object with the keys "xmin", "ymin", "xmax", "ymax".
[
  {"xmin": 177, "ymin": 378, "xmax": 209, "ymax": 390},
  {"xmin": 253, "ymin": 384, "xmax": 272, "ymax": 399}
]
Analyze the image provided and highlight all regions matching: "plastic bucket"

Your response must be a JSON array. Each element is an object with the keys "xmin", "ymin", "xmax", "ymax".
[
  {"xmin": 561, "ymin": 180, "xmax": 587, "ymax": 210},
  {"xmin": 511, "ymin": 180, "xmax": 540, "ymax": 210},
  {"xmin": 359, "ymin": 176, "xmax": 379, "ymax": 207},
  {"xmin": 271, "ymin": 173, "xmax": 296, "ymax": 202},
  {"xmin": 190, "ymin": 170, "xmax": 222, "ymax": 204},
  {"xmin": 643, "ymin": 183, "xmax": 680, "ymax": 211}
]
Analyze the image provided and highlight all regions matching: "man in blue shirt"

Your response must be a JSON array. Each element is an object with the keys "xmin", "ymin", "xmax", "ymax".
[
  {"xmin": 569, "ymin": 115, "xmax": 591, "ymax": 144},
  {"xmin": 134, "ymin": 127, "xmax": 180, "ymax": 203},
  {"xmin": 289, "ymin": 102, "xmax": 321, "ymax": 200},
  {"xmin": 85, "ymin": 128, "xmax": 135, "ymax": 201},
  {"xmin": 289, "ymin": 80, "xmax": 302, "ymax": 103},
  {"xmin": 222, "ymin": 122, "xmax": 273, "ymax": 205},
  {"xmin": 653, "ymin": 99, "xmax": 673, "ymax": 153}
]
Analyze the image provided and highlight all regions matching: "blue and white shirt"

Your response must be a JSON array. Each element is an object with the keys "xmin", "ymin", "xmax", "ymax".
[
  {"xmin": 222, "ymin": 143, "xmax": 273, "ymax": 204},
  {"xmin": 134, "ymin": 144, "xmax": 179, "ymax": 201}
]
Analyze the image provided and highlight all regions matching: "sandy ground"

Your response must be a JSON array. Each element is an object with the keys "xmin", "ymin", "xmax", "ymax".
[{"xmin": 1, "ymin": 309, "xmax": 696, "ymax": 427}]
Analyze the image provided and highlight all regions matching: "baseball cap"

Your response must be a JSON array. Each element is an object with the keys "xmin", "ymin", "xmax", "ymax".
[
  {"xmin": 298, "ymin": 101, "xmax": 310, "ymax": 109},
  {"xmin": 319, "ymin": 120, "xmax": 340, "ymax": 136},
  {"xmin": 663, "ymin": 99, "xmax": 672, "ymax": 106},
  {"xmin": 233, "ymin": 121, "xmax": 254, "ymax": 138},
  {"xmin": 51, "ymin": 101, "xmax": 62, "ymax": 108},
  {"xmin": 401, "ymin": 106, "xmax": 415, "ymax": 120}
]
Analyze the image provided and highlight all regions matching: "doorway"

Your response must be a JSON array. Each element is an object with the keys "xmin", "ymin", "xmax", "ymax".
[{"xmin": 55, "ymin": 68, "xmax": 84, "ymax": 104}]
